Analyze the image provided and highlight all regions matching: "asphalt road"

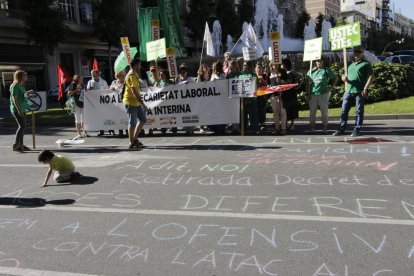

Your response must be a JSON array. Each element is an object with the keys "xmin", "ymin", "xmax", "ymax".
[{"xmin": 0, "ymin": 120, "xmax": 413, "ymax": 276}]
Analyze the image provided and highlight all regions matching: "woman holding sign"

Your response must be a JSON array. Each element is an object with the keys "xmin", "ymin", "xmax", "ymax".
[
  {"xmin": 9, "ymin": 70, "xmax": 34, "ymax": 152},
  {"xmin": 305, "ymin": 56, "xmax": 338, "ymax": 134}
]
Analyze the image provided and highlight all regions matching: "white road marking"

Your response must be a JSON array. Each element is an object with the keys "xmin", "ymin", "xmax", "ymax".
[
  {"xmin": 0, "ymin": 266, "xmax": 100, "ymax": 276},
  {"xmin": 0, "ymin": 205, "xmax": 413, "ymax": 226}
]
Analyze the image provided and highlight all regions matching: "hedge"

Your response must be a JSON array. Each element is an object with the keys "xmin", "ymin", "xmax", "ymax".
[{"xmin": 296, "ymin": 62, "xmax": 414, "ymax": 110}]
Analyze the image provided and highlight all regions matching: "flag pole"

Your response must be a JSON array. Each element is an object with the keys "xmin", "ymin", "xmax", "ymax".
[
  {"xmin": 229, "ymin": 30, "xmax": 245, "ymax": 56},
  {"xmin": 197, "ymin": 40, "xmax": 205, "ymax": 82}
]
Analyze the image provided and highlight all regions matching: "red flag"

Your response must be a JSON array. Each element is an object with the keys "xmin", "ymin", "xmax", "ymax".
[
  {"xmin": 93, "ymin": 58, "xmax": 99, "ymax": 71},
  {"xmin": 57, "ymin": 64, "xmax": 72, "ymax": 100}
]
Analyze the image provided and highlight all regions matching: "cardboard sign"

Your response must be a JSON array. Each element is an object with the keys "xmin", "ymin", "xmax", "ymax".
[
  {"xmin": 303, "ymin": 37, "xmax": 323, "ymax": 61},
  {"xmin": 166, "ymin": 48, "xmax": 177, "ymax": 78},
  {"xmin": 151, "ymin": 20, "xmax": 160, "ymax": 41},
  {"xmin": 242, "ymin": 47, "xmax": 257, "ymax": 61},
  {"xmin": 146, "ymin": 38, "xmax": 167, "ymax": 61},
  {"xmin": 329, "ymin": 22, "xmax": 361, "ymax": 51},
  {"xmin": 269, "ymin": 32, "xmax": 281, "ymax": 64},
  {"xmin": 120, "ymin": 37, "xmax": 132, "ymax": 64}
]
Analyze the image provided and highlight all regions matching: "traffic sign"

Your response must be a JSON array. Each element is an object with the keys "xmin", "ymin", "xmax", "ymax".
[{"xmin": 27, "ymin": 91, "xmax": 47, "ymax": 112}]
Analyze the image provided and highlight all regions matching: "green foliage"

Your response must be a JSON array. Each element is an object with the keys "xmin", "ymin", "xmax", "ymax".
[
  {"xmin": 328, "ymin": 16, "xmax": 336, "ymax": 28},
  {"xmin": 315, "ymin": 13, "xmax": 324, "ymax": 37},
  {"xmin": 93, "ymin": 0, "xmax": 125, "ymax": 47},
  {"xmin": 138, "ymin": 0, "xmax": 158, "ymax": 7},
  {"xmin": 298, "ymin": 62, "xmax": 414, "ymax": 110},
  {"xmin": 296, "ymin": 10, "xmax": 311, "ymax": 38},
  {"xmin": 216, "ymin": 0, "xmax": 240, "ymax": 43},
  {"xmin": 238, "ymin": 0, "xmax": 255, "ymax": 26},
  {"xmin": 184, "ymin": 0, "xmax": 210, "ymax": 41},
  {"xmin": 366, "ymin": 29, "xmax": 414, "ymax": 55},
  {"xmin": 24, "ymin": 0, "xmax": 68, "ymax": 55},
  {"xmin": 335, "ymin": 17, "xmax": 347, "ymax": 26}
]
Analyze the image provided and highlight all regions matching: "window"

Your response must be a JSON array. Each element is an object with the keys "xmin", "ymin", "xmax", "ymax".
[
  {"xmin": 79, "ymin": 0, "xmax": 93, "ymax": 24},
  {"xmin": 0, "ymin": 0, "xmax": 9, "ymax": 10},
  {"xmin": 59, "ymin": 0, "xmax": 76, "ymax": 23}
]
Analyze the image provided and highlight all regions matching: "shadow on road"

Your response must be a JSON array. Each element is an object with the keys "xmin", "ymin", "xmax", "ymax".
[{"xmin": 0, "ymin": 197, "xmax": 75, "ymax": 208}]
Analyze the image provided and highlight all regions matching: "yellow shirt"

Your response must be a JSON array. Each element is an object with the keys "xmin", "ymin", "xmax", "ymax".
[
  {"xmin": 123, "ymin": 73, "xmax": 141, "ymax": 106},
  {"xmin": 50, "ymin": 155, "xmax": 75, "ymax": 171}
]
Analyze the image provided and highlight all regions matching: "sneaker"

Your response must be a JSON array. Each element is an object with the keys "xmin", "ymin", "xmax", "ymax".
[
  {"xmin": 73, "ymin": 134, "xmax": 81, "ymax": 140},
  {"xmin": 71, "ymin": 172, "xmax": 82, "ymax": 179},
  {"xmin": 199, "ymin": 128, "xmax": 205, "ymax": 134},
  {"xmin": 134, "ymin": 139, "xmax": 144, "ymax": 148},
  {"xmin": 332, "ymin": 130, "xmax": 345, "ymax": 136},
  {"xmin": 21, "ymin": 145, "xmax": 30, "ymax": 151},
  {"xmin": 97, "ymin": 131, "xmax": 104, "ymax": 136},
  {"xmin": 12, "ymin": 144, "xmax": 23, "ymax": 152},
  {"xmin": 351, "ymin": 128, "xmax": 361, "ymax": 137},
  {"xmin": 83, "ymin": 132, "xmax": 91, "ymax": 137}
]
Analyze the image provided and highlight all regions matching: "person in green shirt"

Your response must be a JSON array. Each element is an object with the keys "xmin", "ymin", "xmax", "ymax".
[
  {"xmin": 305, "ymin": 56, "xmax": 338, "ymax": 133},
  {"xmin": 9, "ymin": 70, "xmax": 34, "ymax": 152},
  {"xmin": 38, "ymin": 150, "xmax": 81, "ymax": 187},
  {"xmin": 333, "ymin": 46, "xmax": 374, "ymax": 137}
]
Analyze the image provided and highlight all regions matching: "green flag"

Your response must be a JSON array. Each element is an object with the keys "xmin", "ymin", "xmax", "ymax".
[
  {"xmin": 157, "ymin": 0, "xmax": 187, "ymax": 58},
  {"xmin": 138, "ymin": 7, "xmax": 159, "ymax": 61}
]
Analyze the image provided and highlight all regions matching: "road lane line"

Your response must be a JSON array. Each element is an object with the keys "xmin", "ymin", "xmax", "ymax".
[
  {"xmin": 1, "ymin": 205, "xmax": 414, "ymax": 225},
  {"xmin": 0, "ymin": 266, "xmax": 99, "ymax": 276}
]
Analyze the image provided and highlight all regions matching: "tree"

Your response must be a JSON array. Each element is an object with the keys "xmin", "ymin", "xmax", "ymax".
[
  {"xmin": 335, "ymin": 17, "xmax": 347, "ymax": 26},
  {"xmin": 138, "ymin": 0, "xmax": 158, "ymax": 8},
  {"xmin": 315, "ymin": 13, "xmax": 324, "ymax": 37},
  {"xmin": 238, "ymin": 0, "xmax": 255, "ymax": 26},
  {"xmin": 296, "ymin": 10, "xmax": 311, "ymax": 38},
  {"xmin": 24, "ymin": 0, "xmax": 67, "ymax": 55},
  {"xmin": 329, "ymin": 16, "xmax": 336, "ymax": 27},
  {"xmin": 184, "ymin": 0, "xmax": 210, "ymax": 41},
  {"xmin": 215, "ymin": 0, "xmax": 240, "ymax": 46},
  {"xmin": 93, "ymin": 0, "xmax": 125, "ymax": 78}
]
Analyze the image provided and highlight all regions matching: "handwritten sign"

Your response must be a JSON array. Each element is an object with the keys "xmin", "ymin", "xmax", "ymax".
[
  {"xmin": 146, "ymin": 38, "xmax": 166, "ymax": 61},
  {"xmin": 303, "ymin": 37, "xmax": 323, "ymax": 61}
]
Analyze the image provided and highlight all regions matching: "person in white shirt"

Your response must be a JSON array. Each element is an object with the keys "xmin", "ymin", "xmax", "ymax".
[{"xmin": 87, "ymin": 69, "xmax": 109, "ymax": 136}]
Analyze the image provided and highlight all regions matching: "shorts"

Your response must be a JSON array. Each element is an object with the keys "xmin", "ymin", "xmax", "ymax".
[
  {"xmin": 53, "ymin": 169, "xmax": 75, "ymax": 183},
  {"xmin": 125, "ymin": 105, "xmax": 147, "ymax": 128},
  {"xmin": 74, "ymin": 106, "xmax": 84, "ymax": 124}
]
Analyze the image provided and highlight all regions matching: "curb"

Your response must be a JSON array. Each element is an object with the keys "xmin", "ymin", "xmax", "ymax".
[{"xmin": 1, "ymin": 115, "xmax": 414, "ymax": 128}]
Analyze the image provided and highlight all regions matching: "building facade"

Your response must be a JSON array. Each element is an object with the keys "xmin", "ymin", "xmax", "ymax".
[
  {"xmin": 391, "ymin": 12, "xmax": 414, "ymax": 38},
  {"xmin": 340, "ymin": 0, "xmax": 392, "ymax": 30},
  {"xmin": 305, "ymin": 0, "xmax": 341, "ymax": 19},
  {"xmin": 0, "ymin": 0, "xmax": 137, "ymax": 99}
]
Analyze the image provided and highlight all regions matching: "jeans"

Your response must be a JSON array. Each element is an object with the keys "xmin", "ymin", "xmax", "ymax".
[
  {"xmin": 125, "ymin": 105, "xmax": 147, "ymax": 128},
  {"xmin": 13, "ymin": 112, "xmax": 26, "ymax": 145},
  {"xmin": 339, "ymin": 92, "xmax": 364, "ymax": 130}
]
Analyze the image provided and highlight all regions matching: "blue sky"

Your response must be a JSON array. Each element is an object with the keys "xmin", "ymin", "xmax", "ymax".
[{"xmin": 391, "ymin": 0, "xmax": 414, "ymax": 20}]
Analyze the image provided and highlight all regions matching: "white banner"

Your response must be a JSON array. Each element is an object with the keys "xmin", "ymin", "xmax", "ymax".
[
  {"xmin": 84, "ymin": 80, "xmax": 240, "ymax": 130},
  {"xmin": 228, "ymin": 77, "xmax": 257, "ymax": 98}
]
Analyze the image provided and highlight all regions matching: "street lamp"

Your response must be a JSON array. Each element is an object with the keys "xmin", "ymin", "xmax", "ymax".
[{"xmin": 382, "ymin": 38, "xmax": 405, "ymax": 55}]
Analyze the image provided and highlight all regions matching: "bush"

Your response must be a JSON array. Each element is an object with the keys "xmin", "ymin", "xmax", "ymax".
[{"xmin": 298, "ymin": 62, "xmax": 414, "ymax": 110}]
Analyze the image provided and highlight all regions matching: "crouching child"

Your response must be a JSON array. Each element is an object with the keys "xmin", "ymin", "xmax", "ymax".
[{"xmin": 38, "ymin": 150, "xmax": 81, "ymax": 187}]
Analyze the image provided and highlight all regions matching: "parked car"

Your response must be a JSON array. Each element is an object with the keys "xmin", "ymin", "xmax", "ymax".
[
  {"xmin": 393, "ymin": 50, "xmax": 414, "ymax": 56},
  {"xmin": 384, "ymin": 55, "xmax": 414, "ymax": 64},
  {"xmin": 377, "ymin": 56, "xmax": 386, "ymax": 61}
]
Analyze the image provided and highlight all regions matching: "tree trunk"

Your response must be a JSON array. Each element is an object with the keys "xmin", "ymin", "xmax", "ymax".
[{"xmin": 108, "ymin": 44, "xmax": 113, "ymax": 79}]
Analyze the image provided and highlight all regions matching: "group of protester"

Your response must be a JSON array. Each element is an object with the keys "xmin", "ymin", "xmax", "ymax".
[{"xmin": 9, "ymin": 45, "xmax": 374, "ymax": 152}]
